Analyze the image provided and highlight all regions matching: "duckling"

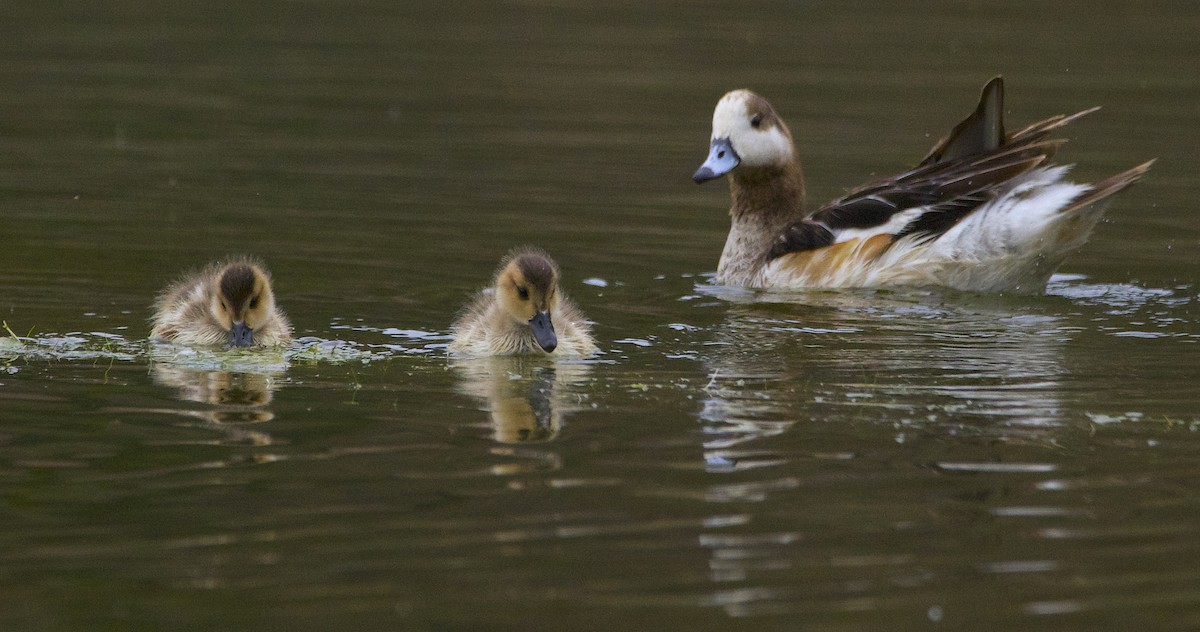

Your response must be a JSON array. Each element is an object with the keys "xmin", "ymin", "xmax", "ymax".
[
  {"xmin": 150, "ymin": 258, "xmax": 293, "ymax": 348},
  {"xmin": 693, "ymin": 77, "xmax": 1154, "ymax": 293},
  {"xmin": 450, "ymin": 249, "xmax": 597, "ymax": 357}
]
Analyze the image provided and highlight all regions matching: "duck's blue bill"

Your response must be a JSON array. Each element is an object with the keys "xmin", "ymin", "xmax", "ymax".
[{"xmin": 693, "ymin": 137, "xmax": 739, "ymax": 183}]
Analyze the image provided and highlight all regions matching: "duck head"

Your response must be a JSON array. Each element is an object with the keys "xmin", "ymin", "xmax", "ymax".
[
  {"xmin": 495, "ymin": 249, "xmax": 561, "ymax": 353},
  {"xmin": 693, "ymin": 89, "xmax": 795, "ymax": 183},
  {"xmin": 210, "ymin": 262, "xmax": 277, "ymax": 348}
]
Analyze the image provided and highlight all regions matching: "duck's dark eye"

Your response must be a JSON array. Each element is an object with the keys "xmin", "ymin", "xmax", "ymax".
[
  {"xmin": 249, "ymin": 297, "xmax": 259, "ymax": 309},
  {"xmin": 517, "ymin": 287, "xmax": 529, "ymax": 300},
  {"xmin": 750, "ymin": 114, "xmax": 763, "ymax": 128}
]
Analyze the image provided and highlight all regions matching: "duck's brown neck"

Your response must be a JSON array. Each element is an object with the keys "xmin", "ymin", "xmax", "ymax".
[
  {"xmin": 717, "ymin": 161, "xmax": 806, "ymax": 286},
  {"xmin": 729, "ymin": 160, "xmax": 806, "ymax": 222}
]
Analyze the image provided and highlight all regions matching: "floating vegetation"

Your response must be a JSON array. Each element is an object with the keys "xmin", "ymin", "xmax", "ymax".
[
  {"xmin": 148, "ymin": 341, "xmax": 291, "ymax": 372},
  {"xmin": 0, "ymin": 321, "xmax": 423, "ymax": 370},
  {"xmin": 290, "ymin": 336, "xmax": 393, "ymax": 365},
  {"xmin": 0, "ymin": 324, "xmax": 143, "ymax": 363}
]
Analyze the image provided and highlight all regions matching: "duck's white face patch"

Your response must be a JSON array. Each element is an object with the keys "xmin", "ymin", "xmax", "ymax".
[{"xmin": 711, "ymin": 90, "xmax": 794, "ymax": 169}]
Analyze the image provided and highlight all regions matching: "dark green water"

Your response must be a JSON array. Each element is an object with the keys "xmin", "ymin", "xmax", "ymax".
[{"xmin": 2, "ymin": 1, "xmax": 1198, "ymax": 629}]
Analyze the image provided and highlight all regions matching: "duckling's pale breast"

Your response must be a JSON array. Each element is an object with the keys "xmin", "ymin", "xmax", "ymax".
[{"xmin": 449, "ymin": 294, "xmax": 597, "ymax": 358}]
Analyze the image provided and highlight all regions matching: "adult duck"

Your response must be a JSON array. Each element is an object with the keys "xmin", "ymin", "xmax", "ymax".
[{"xmin": 693, "ymin": 77, "xmax": 1153, "ymax": 292}]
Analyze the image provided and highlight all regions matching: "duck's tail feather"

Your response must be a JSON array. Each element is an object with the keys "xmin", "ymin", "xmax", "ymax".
[
  {"xmin": 1062, "ymin": 160, "xmax": 1155, "ymax": 218},
  {"xmin": 1008, "ymin": 107, "xmax": 1101, "ymax": 145},
  {"xmin": 1036, "ymin": 160, "xmax": 1156, "ymax": 264}
]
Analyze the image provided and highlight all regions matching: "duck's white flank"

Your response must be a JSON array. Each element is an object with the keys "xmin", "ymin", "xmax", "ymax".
[{"xmin": 762, "ymin": 167, "xmax": 1103, "ymax": 292}]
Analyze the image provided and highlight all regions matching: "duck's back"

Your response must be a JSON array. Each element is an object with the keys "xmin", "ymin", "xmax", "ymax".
[
  {"xmin": 756, "ymin": 79, "xmax": 1151, "ymax": 292},
  {"xmin": 762, "ymin": 160, "xmax": 1151, "ymax": 293}
]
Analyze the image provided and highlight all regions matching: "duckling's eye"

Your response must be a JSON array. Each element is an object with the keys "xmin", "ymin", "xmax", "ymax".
[
  {"xmin": 517, "ymin": 287, "xmax": 529, "ymax": 300},
  {"xmin": 249, "ymin": 297, "xmax": 259, "ymax": 309},
  {"xmin": 750, "ymin": 114, "xmax": 763, "ymax": 128}
]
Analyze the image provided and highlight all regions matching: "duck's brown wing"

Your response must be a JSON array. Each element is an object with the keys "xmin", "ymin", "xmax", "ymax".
[{"xmin": 767, "ymin": 78, "xmax": 1097, "ymax": 261}]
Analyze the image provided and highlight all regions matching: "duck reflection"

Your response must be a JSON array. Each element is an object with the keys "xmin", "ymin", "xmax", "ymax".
[
  {"xmin": 451, "ymin": 357, "xmax": 592, "ymax": 443},
  {"xmin": 150, "ymin": 363, "xmax": 281, "ymax": 444},
  {"xmin": 691, "ymin": 288, "xmax": 1075, "ymax": 468},
  {"xmin": 692, "ymin": 290, "xmax": 1073, "ymax": 615}
]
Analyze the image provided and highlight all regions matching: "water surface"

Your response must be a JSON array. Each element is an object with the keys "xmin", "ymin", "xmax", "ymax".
[{"xmin": 2, "ymin": 1, "xmax": 1199, "ymax": 629}]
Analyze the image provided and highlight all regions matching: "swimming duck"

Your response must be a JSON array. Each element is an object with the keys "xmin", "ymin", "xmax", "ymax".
[
  {"xmin": 150, "ymin": 258, "xmax": 293, "ymax": 347},
  {"xmin": 693, "ymin": 77, "xmax": 1154, "ymax": 292},
  {"xmin": 450, "ymin": 249, "xmax": 598, "ymax": 357}
]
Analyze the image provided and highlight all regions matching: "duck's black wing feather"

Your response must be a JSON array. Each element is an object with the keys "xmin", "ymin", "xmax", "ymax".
[{"xmin": 919, "ymin": 76, "xmax": 1005, "ymax": 167}]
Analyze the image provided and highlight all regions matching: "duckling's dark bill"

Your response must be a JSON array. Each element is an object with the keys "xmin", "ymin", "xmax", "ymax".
[
  {"xmin": 528, "ymin": 311, "xmax": 557, "ymax": 353},
  {"xmin": 229, "ymin": 322, "xmax": 253, "ymax": 347},
  {"xmin": 693, "ymin": 138, "xmax": 739, "ymax": 183}
]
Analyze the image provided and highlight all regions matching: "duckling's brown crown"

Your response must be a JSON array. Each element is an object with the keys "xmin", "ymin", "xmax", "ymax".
[
  {"xmin": 513, "ymin": 253, "xmax": 557, "ymax": 293},
  {"xmin": 219, "ymin": 264, "xmax": 259, "ymax": 306}
]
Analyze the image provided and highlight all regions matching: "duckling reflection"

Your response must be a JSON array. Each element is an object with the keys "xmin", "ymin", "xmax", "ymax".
[
  {"xmin": 150, "ymin": 363, "xmax": 279, "ymax": 438},
  {"xmin": 452, "ymin": 357, "xmax": 592, "ymax": 443}
]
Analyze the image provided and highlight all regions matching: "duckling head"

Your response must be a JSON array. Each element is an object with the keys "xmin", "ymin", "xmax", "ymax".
[
  {"xmin": 210, "ymin": 263, "xmax": 277, "ymax": 348},
  {"xmin": 495, "ymin": 250, "xmax": 561, "ymax": 353},
  {"xmin": 693, "ymin": 89, "xmax": 795, "ymax": 183}
]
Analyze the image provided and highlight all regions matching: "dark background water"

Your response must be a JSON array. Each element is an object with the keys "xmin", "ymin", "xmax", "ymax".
[{"xmin": 1, "ymin": 1, "xmax": 1198, "ymax": 629}]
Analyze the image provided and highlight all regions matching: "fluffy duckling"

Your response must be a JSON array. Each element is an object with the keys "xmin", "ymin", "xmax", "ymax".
[
  {"xmin": 450, "ymin": 249, "xmax": 597, "ymax": 357},
  {"xmin": 150, "ymin": 259, "xmax": 292, "ymax": 348},
  {"xmin": 693, "ymin": 77, "xmax": 1154, "ymax": 293}
]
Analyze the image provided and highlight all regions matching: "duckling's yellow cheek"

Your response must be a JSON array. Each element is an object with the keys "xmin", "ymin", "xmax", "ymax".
[
  {"xmin": 513, "ymin": 304, "xmax": 535, "ymax": 322},
  {"xmin": 498, "ymin": 286, "xmax": 533, "ymax": 321},
  {"xmin": 246, "ymin": 305, "xmax": 272, "ymax": 329},
  {"xmin": 241, "ymin": 299, "xmax": 262, "ymax": 327},
  {"xmin": 211, "ymin": 303, "xmax": 234, "ymax": 329}
]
